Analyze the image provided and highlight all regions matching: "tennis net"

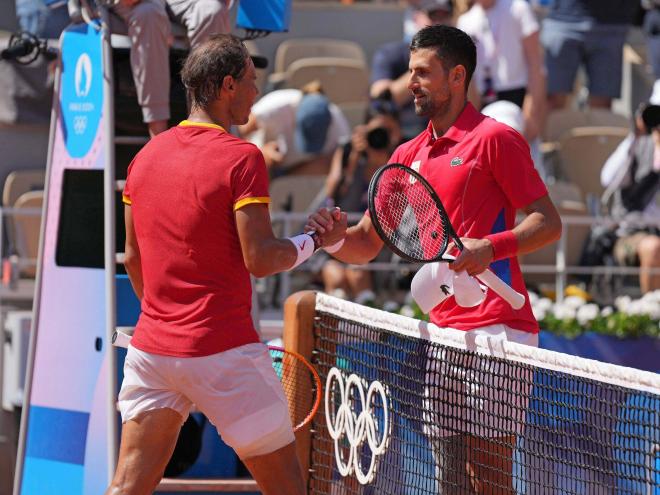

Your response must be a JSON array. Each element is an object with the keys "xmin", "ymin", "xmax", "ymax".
[{"xmin": 303, "ymin": 293, "xmax": 660, "ymax": 494}]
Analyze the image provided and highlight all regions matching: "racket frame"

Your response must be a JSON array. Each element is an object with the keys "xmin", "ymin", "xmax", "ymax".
[
  {"xmin": 267, "ymin": 345, "xmax": 322, "ymax": 432},
  {"xmin": 368, "ymin": 163, "xmax": 462, "ymax": 263}
]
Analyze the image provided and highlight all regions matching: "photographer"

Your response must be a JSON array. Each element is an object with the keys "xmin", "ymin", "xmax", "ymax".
[
  {"xmin": 240, "ymin": 81, "xmax": 350, "ymax": 177},
  {"xmin": 321, "ymin": 98, "xmax": 402, "ymax": 303},
  {"xmin": 599, "ymin": 83, "xmax": 660, "ymax": 294}
]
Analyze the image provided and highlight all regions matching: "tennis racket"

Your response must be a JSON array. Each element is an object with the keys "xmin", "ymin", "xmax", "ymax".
[
  {"xmin": 367, "ymin": 163, "xmax": 525, "ymax": 310},
  {"xmin": 111, "ymin": 331, "xmax": 322, "ymax": 432}
]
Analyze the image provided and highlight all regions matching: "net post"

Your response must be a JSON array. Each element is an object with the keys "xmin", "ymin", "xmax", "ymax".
[{"xmin": 283, "ymin": 290, "xmax": 317, "ymax": 488}]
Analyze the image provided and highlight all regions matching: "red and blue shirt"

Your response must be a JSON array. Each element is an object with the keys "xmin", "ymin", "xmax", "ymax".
[{"xmin": 388, "ymin": 103, "xmax": 547, "ymax": 333}]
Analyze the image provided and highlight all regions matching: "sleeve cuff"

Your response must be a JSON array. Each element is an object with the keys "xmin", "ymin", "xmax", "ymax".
[
  {"xmin": 484, "ymin": 231, "xmax": 518, "ymax": 261},
  {"xmin": 234, "ymin": 196, "xmax": 270, "ymax": 211}
]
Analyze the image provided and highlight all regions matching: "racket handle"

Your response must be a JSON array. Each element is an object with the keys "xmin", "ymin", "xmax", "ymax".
[
  {"xmin": 112, "ymin": 330, "xmax": 131, "ymax": 349},
  {"xmin": 475, "ymin": 269, "xmax": 526, "ymax": 310}
]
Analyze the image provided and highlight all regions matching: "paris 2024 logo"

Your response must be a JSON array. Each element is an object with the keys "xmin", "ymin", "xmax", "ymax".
[{"xmin": 60, "ymin": 24, "xmax": 103, "ymax": 159}]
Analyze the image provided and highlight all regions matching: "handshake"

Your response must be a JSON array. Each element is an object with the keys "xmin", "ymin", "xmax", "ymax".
[
  {"xmin": 287, "ymin": 206, "xmax": 347, "ymax": 271},
  {"xmin": 302, "ymin": 207, "xmax": 488, "ymax": 313},
  {"xmin": 305, "ymin": 206, "xmax": 348, "ymax": 253}
]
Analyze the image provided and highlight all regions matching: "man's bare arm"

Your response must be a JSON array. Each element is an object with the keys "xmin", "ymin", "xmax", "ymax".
[
  {"xmin": 237, "ymin": 112, "xmax": 259, "ymax": 138},
  {"xmin": 450, "ymin": 195, "xmax": 562, "ymax": 276},
  {"xmin": 515, "ymin": 194, "xmax": 562, "ymax": 255},
  {"xmin": 371, "ymin": 71, "xmax": 413, "ymax": 107},
  {"xmin": 124, "ymin": 206, "xmax": 144, "ymax": 300},
  {"xmin": 521, "ymin": 30, "xmax": 546, "ymax": 142},
  {"xmin": 307, "ymin": 211, "xmax": 383, "ymax": 265},
  {"xmin": 237, "ymin": 203, "xmax": 347, "ymax": 277}
]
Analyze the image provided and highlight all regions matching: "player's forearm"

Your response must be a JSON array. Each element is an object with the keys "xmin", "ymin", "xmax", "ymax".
[
  {"xmin": 512, "ymin": 203, "xmax": 562, "ymax": 256},
  {"xmin": 331, "ymin": 224, "xmax": 382, "ymax": 265},
  {"xmin": 245, "ymin": 238, "xmax": 299, "ymax": 278},
  {"xmin": 483, "ymin": 197, "xmax": 561, "ymax": 261}
]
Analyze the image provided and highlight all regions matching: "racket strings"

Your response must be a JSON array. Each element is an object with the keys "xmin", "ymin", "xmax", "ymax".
[
  {"xmin": 269, "ymin": 348, "xmax": 320, "ymax": 430},
  {"xmin": 373, "ymin": 168, "xmax": 449, "ymax": 261}
]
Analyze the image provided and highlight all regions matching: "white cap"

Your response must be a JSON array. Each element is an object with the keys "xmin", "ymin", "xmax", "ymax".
[
  {"xmin": 411, "ymin": 262, "xmax": 454, "ymax": 313},
  {"xmin": 650, "ymin": 79, "xmax": 660, "ymax": 105},
  {"xmin": 416, "ymin": 0, "xmax": 453, "ymax": 12},
  {"xmin": 452, "ymin": 271, "xmax": 486, "ymax": 308},
  {"xmin": 481, "ymin": 100, "xmax": 524, "ymax": 133}
]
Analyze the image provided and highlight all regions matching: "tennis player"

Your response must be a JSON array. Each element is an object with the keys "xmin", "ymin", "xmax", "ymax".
[
  {"xmin": 107, "ymin": 34, "xmax": 345, "ymax": 495},
  {"xmin": 306, "ymin": 25, "xmax": 562, "ymax": 494}
]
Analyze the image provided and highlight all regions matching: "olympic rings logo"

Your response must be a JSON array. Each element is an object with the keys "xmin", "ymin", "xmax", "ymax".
[{"xmin": 325, "ymin": 367, "xmax": 390, "ymax": 485}]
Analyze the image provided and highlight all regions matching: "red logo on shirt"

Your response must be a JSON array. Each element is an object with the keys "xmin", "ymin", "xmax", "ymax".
[{"xmin": 299, "ymin": 240, "xmax": 307, "ymax": 251}]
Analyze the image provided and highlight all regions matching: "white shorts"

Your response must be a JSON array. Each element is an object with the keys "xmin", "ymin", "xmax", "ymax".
[
  {"xmin": 118, "ymin": 342, "xmax": 295, "ymax": 459},
  {"xmin": 423, "ymin": 324, "xmax": 538, "ymax": 439}
]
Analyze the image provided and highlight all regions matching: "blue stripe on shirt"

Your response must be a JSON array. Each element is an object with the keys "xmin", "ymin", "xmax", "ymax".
[{"xmin": 489, "ymin": 209, "xmax": 512, "ymax": 285}]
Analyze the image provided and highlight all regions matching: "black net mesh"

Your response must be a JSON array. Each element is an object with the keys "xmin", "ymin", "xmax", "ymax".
[{"xmin": 308, "ymin": 302, "xmax": 660, "ymax": 494}]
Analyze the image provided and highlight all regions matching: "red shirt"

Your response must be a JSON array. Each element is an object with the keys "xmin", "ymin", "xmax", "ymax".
[
  {"xmin": 123, "ymin": 121, "xmax": 270, "ymax": 356},
  {"xmin": 388, "ymin": 103, "xmax": 547, "ymax": 333}
]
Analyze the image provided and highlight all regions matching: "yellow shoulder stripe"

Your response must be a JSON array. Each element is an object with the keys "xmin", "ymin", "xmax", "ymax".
[
  {"xmin": 122, "ymin": 194, "xmax": 132, "ymax": 205},
  {"xmin": 234, "ymin": 196, "xmax": 270, "ymax": 211},
  {"xmin": 179, "ymin": 120, "xmax": 226, "ymax": 132}
]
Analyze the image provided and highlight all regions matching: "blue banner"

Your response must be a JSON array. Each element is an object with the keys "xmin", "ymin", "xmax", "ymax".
[{"xmin": 59, "ymin": 23, "xmax": 103, "ymax": 158}]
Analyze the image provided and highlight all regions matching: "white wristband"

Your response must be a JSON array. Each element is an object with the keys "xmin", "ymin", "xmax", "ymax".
[
  {"xmin": 287, "ymin": 233, "xmax": 316, "ymax": 270},
  {"xmin": 324, "ymin": 237, "xmax": 345, "ymax": 254}
]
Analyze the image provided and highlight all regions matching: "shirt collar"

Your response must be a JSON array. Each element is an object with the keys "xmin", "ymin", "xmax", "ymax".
[
  {"xmin": 424, "ymin": 103, "xmax": 482, "ymax": 145},
  {"xmin": 179, "ymin": 120, "xmax": 226, "ymax": 132}
]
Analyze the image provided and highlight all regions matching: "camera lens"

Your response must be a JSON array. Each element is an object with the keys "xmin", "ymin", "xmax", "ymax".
[{"xmin": 366, "ymin": 127, "xmax": 390, "ymax": 150}]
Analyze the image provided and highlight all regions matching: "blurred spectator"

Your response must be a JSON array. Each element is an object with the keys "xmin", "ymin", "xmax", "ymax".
[
  {"xmin": 370, "ymin": 0, "xmax": 454, "ymax": 139},
  {"xmin": 111, "ymin": 0, "xmax": 232, "ymax": 137},
  {"xmin": 16, "ymin": 0, "xmax": 69, "ymax": 38},
  {"xmin": 240, "ymin": 81, "xmax": 350, "ymax": 176},
  {"xmin": 600, "ymin": 82, "xmax": 660, "ymax": 294},
  {"xmin": 457, "ymin": 0, "xmax": 545, "ymax": 141},
  {"xmin": 3, "ymin": 0, "xmax": 68, "ymax": 127},
  {"xmin": 541, "ymin": 0, "xmax": 639, "ymax": 111},
  {"xmin": 403, "ymin": 0, "xmax": 456, "ymax": 42},
  {"xmin": 600, "ymin": 83, "xmax": 655, "ymax": 190},
  {"xmin": 482, "ymin": 99, "xmax": 548, "ymax": 180},
  {"xmin": 325, "ymin": 98, "xmax": 402, "ymax": 212},
  {"xmin": 321, "ymin": 98, "xmax": 402, "ymax": 303},
  {"xmin": 643, "ymin": 0, "xmax": 660, "ymax": 78}
]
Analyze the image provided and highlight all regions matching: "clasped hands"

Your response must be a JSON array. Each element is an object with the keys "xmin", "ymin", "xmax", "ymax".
[{"xmin": 306, "ymin": 207, "xmax": 347, "ymax": 250}]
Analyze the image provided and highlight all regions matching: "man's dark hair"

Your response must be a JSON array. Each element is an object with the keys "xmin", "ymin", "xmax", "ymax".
[
  {"xmin": 181, "ymin": 34, "xmax": 250, "ymax": 110},
  {"xmin": 410, "ymin": 25, "xmax": 476, "ymax": 90}
]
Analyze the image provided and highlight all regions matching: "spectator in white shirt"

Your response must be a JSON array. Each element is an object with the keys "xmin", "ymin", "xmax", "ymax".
[
  {"xmin": 457, "ymin": 0, "xmax": 546, "ymax": 141},
  {"xmin": 240, "ymin": 82, "xmax": 350, "ymax": 177}
]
